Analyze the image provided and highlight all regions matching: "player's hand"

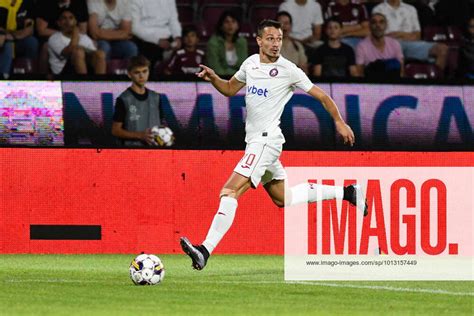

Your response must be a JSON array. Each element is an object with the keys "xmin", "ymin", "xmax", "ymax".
[
  {"xmin": 141, "ymin": 128, "xmax": 155, "ymax": 146},
  {"xmin": 335, "ymin": 120, "xmax": 355, "ymax": 146},
  {"xmin": 196, "ymin": 64, "xmax": 216, "ymax": 82}
]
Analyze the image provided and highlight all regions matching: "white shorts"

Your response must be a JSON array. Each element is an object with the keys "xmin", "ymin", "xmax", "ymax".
[{"xmin": 233, "ymin": 142, "xmax": 287, "ymax": 188}]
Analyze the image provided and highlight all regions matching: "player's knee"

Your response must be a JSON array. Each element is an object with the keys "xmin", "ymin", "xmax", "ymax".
[{"xmin": 220, "ymin": 187, "xmax": 237, "ymax": 199}]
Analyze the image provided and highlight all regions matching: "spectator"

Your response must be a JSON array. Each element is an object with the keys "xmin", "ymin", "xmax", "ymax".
[
  {"xmin": 458, "ymin": 17, "xmax": 474, "ymax": 78},
  {"xmin": 356, "ymin": 12, "xmax": 404, "ymax": 78},
  {"xmin": 112, "ymin": 55, "xmax": 164, "ymax": 146},
  {"xmin": 164, "ymin": 25, "xmax": 205, "ymax": 75},
  {"xmin": 207, "ymin": 10, "xmax": 247, "ymax": 76},
  {"xmin": 48, "ymin": 8, "xmax": 106, "ymax": 75},
  {"xmin": 0, "ymin": 0, "xmax": 38, "ymax": 79},
  {"xmin": 87, "ymin": 0, "xmax": 138, "ymax": 60},
  {"xmin": 311, "ymin": 18, "xmax": 358, "ymax": 77},
  {"xmin": 276, "ymin": 11, "xmax": 308, "ymax": 73},
  {"xmin": 372, "ymin": 0, "xmax": 448, "ymax": 72},
  {"xmin": 36, "ymin": 0, "xmax": 89, "ymax": 73},
  {"xmin": 278, "ymin": 0, "xmax": 324, "ymax": 48},
  {"xmin": 130, "ymin": 0, "xmax": 182, "ymax": 66},
  {"xmin": 325, "ymin": 0, "xmax": 370, "ymax": 49}
]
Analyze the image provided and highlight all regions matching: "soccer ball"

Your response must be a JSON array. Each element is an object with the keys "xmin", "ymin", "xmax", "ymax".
[
  {"xmin": 129, "ymin": 254, "xmax": 165, "ymax": 285},
  {"xmin": 151, "ymin": 126, "xmax": 174, "ymax": 147}
]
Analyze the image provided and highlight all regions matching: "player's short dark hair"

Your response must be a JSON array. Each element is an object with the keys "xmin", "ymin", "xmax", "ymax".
[
  {"xmin": 325, "ymin": 17, "xmax": 342, "ymax": 27},
  {"xmin": 182, "ymin": 25, "xmax": 199, "ymax": 38},
  {"xmin": 257, "ymin": 19, "xmax": 281, "ymax": 37},
  {"xmin": 276, "ymin": 11, "xmax": 292, "ymax": 25},
  {"xmin": 127, "ymin": 55, "xmax": 151, "ymax": 72}
]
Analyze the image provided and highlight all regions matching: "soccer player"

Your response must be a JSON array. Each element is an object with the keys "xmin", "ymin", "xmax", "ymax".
[
  {"xmin": 111, "ymin": 55, "xmax": 163, "ymax": 146},
  {"xmin": 180, "ymin": 19, "xmax": 367, "ymax": 270}
]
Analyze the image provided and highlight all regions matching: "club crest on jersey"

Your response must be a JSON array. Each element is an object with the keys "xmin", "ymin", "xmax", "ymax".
[{"xmin": 269, "ymin": 68, "xmax": 278, "ymax": 77}]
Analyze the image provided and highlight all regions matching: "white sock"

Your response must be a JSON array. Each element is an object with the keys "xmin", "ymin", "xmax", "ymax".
[
  {"xmin": 289, "ymin": 183, "xmax": 344, "ymax": 206},
  {"xmin": 202, "ymin": 196, "xmax": 238, "ymax": 254}
]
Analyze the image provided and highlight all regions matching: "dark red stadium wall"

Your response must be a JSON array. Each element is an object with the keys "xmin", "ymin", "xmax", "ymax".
[{"xmin": 1, "ymin": 149, "xmax": 472, "ymax": 255}]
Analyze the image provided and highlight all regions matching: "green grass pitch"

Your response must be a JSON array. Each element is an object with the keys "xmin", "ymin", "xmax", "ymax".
[{"xmin": 1, "ymin": 255, "xmax": 472, "ymax": 315}]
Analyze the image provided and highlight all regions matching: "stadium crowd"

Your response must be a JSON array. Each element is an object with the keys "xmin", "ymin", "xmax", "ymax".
[{"xmin": 0, "ymin": 0, "xmax": 473, "ymax": 79}]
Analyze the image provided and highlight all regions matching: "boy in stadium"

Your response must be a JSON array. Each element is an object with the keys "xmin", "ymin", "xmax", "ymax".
[
  {"xmin": 111, "ymin": 55, "xmax": 163, "ymax": 146},
  {"xmin": 181, "ymin": 20, "xmax": 367, "ymax": 270},
  {"xmin": 164, "ymin": 25, "xmax": 205, "ymax": 75}
]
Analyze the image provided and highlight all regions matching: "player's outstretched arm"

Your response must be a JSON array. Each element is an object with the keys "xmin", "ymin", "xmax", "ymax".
[
  {"xmin": 196, "ymin": 64, "xmax": 245, "ymax": 97},
  {"xmin": 307, "ymin": 85, "xmax": 355, "ymax": 146}
]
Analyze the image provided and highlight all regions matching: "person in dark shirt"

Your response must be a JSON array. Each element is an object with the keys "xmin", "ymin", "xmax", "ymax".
[
  {"xmin": 164, "ymin": 25, "xmax": 205, "ymax": 75},
  {"xmin": 325, "ymin": 0, "xmax": 369, "ymax": 49},
  {"xmin": 311, "ymin": 18, "xmax": 358, "ymax": 77},
  {"xmin": 36, "ymin": 0, "xmax": 88, "ymax": 73},
  {"xmin": 112, "ymin": 55, "xmax": 164, "ymax": 146},
  {"xmin": 0, "ymin": 0, "xmax": 38, "ymax": 78}
]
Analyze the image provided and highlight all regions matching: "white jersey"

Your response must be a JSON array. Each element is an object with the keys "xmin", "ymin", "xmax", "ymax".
[{"xmin": 234, "ymin": 54, "xmax": 314, "ymax": 144}]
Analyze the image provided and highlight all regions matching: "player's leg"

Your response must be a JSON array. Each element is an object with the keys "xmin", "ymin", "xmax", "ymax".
[
  {"xmin": 263, "ymin": 179, "xmax": 285, "ymax": 207},
  {"xmin": 181, "ymin": 143, "xmax": 271, "ymax": 270},
  {"xmin": 201, "ymin": 172, "xmax": 251, "ymax": 253},
  {"xmin": 180, "ymin": 172, "xmax": 251, "ymax": 270},
  {"xmin": 263, "ymin": 160, "xmax": 368, "ymax": 215}
]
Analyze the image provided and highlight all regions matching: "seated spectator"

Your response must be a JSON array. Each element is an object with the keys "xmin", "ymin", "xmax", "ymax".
[
  {"xmin": 311, "ymin": 18, "xmax": 358, "ymax": 77},
  {"xmin": 48, "ymin": 9, "xmax": 106, "ymax": 75},
  {"xmin": 36, "ymin": 0, "xmax": 89, "ymax": 73},
  {"xmin": 458, "ymin": 17, "xmax": 474, "ymax": 78},
  {"xmin": 207, "ymin": 10, "xmax": 248, "ymax": 76},
  {"xmin": 130, "ymin": 0, "xmax": 182, "ymax": 66},
  {"xmin": 87, "ymin": 0, "xmax": 138, "ymax": 60},
  {"xmin": 356, "ymin": 13, "xmax": 404, "ymax": 78},
  {"xmin": 325, "ymin": 0, "xmax": 370, "ymax": 49},
  {"xmin": 0, "ymin": 0, "xmax": 38, "ymax": 79},
  {"xmin": 372, "ymin": 0, "xmax": 448, "ymax": 72},
  {"xmin": 164, "ymin": 25, "xmax": 205, "ymax": 75},
  {"xmin": 279, "ymin": 0, "xmax": 324, "ymax": 48},
  {"xmin": 276, "ymin": 11, "xmax": 309, "ymax": 73}
]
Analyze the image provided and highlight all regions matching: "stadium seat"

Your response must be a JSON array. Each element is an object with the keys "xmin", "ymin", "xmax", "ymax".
[
  {"xmin": 154, "ymin": 61, "xmax": 167, "ymax": 76},
  {"xmin": 446, "ymin": 46, "xmax": 459, "ymax": 78},
  {"xmin": 316, "ymin": 0, "xmax": 332, "ymax": 12},
  {"xmin": 107, "ymin": 59, "xmax": 128, "ymax": 75},
  {"xmin": 195, "ymin": 21, "xmax": 211, "ymax": 41},
  {"xmin": 198, "ymin": 5, "xmax": 244, "ymax": 36},
  {"xmin": 423, "ymin": 26, "xmax": 448, "ymax": 42},
  {"xmin": 405, "ymin": 63, "xmax": 442, "ymax": 79},
  {"xmin": 248, "ymin": 40, "xmax": 259, "ymax": 56},
  {"xmin": 446, "ymin": 26, "xmax": 462, "ymax": 44},
  {"xmin": 178, "ymin": 4, "xmax": 195, "ymax": 25},
  {"xmin": 239, "ymin": 21, "xmax": 255, "ymax": 39},
  {"xmin": 248, "ymin": 5, "xmax": 279, "ymax": 28},
  {"xmin": 12, "ymin": 58, "xmax": 37, "ymax": 74}
]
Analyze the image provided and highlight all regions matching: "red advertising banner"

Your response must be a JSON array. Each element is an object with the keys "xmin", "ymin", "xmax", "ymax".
[{"xmin": 0, "ymin": 149, "xmax": 472, "ymax": 254}]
